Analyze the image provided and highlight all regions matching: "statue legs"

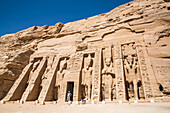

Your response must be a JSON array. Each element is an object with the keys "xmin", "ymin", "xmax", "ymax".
[
  {"xmin": 129, "ymin": 82, "xmax": 133, "ymax": 99},
  {"xmin": 102, "ymin": 75, "xmax": 113, "ymax": 101},
  {"xmin": 84, "ymin": 84, "xmax": 91, "ymax": 100},
  {"xmin": 109, "ymin": 87, "xmax": 112, "ymax": 101},
  {"xmin": 58, "ymin": 85, "xmax": 61, "ymax": 100},
  {"xmin": 108, "ymin": 76, "xmax": 112, "ymax": 101},
  {"xmin": 128, "ymin": 80, "xmax": 138, "ymax": 100},
  {"xmin": 88, "ymin": 84, "xmax": 91, "ymax": 100},
  {"xmin": 102, "ymin": 85, "xmax": 105, "ymax": 101},
  {"xmin": 85, "ymin": 85, "xmax": 88, "ymax": 100},
  {"xmin": 133, "ymin": 79, "xmax": 138, "ymax": 100}
]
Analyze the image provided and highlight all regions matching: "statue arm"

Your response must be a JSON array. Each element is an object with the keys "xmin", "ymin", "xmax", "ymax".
[
  {"xmin": 124, "ymin": 59, "xmax": 130, "ymax": 69},
  {"xmin": 133, "ymin": 57, "xmax": 138, "ymax": 69},
  {"xmin": 133, "ymin": 61, "xmax": 137, "ymax": 69},
  {"xmin": 102, "ymin": 68, "xmax": 106, "ymax": 74},
  {"xmin": 106, "ymin": 69, "xmax": 115, "ymax": 76},
  {"xmin": 90, "ymin": 67, "xmax": 93, "ymax": 75}
]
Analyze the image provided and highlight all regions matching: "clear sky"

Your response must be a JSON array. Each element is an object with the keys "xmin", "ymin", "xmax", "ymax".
[{"xmin": 0, "ymin": 0, "xmax": 132, "ymax": 36}]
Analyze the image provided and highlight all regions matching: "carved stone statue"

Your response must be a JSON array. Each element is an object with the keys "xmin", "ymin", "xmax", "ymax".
[
  {"xmin": 40, "ymin": 57, "xmax": 53, "ymax": 90},
  {"xmin": 82, "ymin": 54, "xmax": 93, "ymax": 100},
  {"xmin": 124, "ymin": 55, "xmax": 141, "ymax": 100},
  {"xmin": 28, "ymin": 59, "xmax": 40, "ymax": 83},
  {"xmin": 55, "ymin": 58, "xmax": 68, "ymax": 101},
  {"xmin": 42, "ymin": 66, "xmax": 50, "ymax": 80},
  {"xmin": 102, "ymin": 57, "xmax": 115, "ymax": 101}
]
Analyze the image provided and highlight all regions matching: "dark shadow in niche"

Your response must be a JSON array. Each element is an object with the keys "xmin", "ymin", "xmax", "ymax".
[{"xmin": 159, "ymin": 83, "xmax": 163, "ymax": 92}]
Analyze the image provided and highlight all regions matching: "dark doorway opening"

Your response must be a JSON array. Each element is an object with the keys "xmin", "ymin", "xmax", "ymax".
[{"xmin": 66, "ymin": 82, "xmax": 74, "ymax": 101}]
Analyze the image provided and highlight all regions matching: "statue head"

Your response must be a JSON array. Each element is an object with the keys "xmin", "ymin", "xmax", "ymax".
[
  {"xmin": 60, "ymin": 58, "xmax": 67, "ymax": 70},
  {"xmin": 127, "ymin": 55, "xmax": 133, "ymax": 65},
  {"xmin": 86, "ymin": 54, "xmax": 92, "ymax": 67},
  {"xmin": 105, "ymin": 58, "xmax": 112, "ymax": 66}
]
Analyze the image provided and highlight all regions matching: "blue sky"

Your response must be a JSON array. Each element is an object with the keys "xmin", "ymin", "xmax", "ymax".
[{"xmin": 0, "ymin": 0, "xmax": 132, "ymax": 36}]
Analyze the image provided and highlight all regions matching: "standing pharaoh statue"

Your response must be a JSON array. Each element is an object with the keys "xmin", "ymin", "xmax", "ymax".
[
  {"xmin": 124, "ymin": 55, "xmax": 141, "ymax": 100},
  {"xmin": 82, "ymin": 54, "xmax": 93, "ymax": 101},
  {"xmin": 102, "ymin": 57, "xmax": 115, "ymax": 101},
  {"xmin": 55, "ymin": 58, "xmax": 68, "ymax": 101}
]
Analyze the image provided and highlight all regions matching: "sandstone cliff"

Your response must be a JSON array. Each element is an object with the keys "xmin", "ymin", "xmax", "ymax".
[{"xmin": 0, "ymin": 0, "xmax": 170, "ymax": 100}]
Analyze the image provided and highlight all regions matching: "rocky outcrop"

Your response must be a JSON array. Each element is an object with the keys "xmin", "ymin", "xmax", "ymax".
[{"xmin": 0, "ymin": 23, "xmax": 63, "ymax": 99}]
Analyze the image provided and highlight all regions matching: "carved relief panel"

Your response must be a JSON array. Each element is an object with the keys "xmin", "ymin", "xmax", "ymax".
[
  {"xmin": 28, "ymin": 58, "xmax": 42, "ymax": 83},
  {"xmin": 40, "ymin": 56, "xmax": 55, "ymax": 90},
  {"xmin": 54, "ymin": 57, "xmax": 69, "ymax": 101},
  {"xmin": 80, "ymin": 49, "xmax": 102, "ymax": 102},
  {"xmin": 101, "ymin": 47, "xmax": 116, "ymax": 101},
  {"xmin": 122, "ymin": 43, "xmax": 144, "ymax": 100},
  {"xmin": 136, "ymin": 45, "xmax": 152, "ymax": 99},
  {"xmin": 81, "ymin": 53, "xmax": 95, "ymax": 101},
  {"xmin": 92, "ymin": 49, "xmax": 102, "ymax": 102}
]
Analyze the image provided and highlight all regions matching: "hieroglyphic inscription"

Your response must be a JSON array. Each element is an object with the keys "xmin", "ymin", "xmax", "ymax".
[
  {"xmin": 69, "ymin": 53, "xmax": 83, "ymax": 71},
  {"xmin": 92, "ymin": 49, "xmax": 101, "ymax": 101},
  {"xmin": 136, "ymin": 46, "xmax": 152, "ymax": 98},
  {"xmin": 114, "ymin": 45, "xmax": 122, "ymax": 59},
  {"xmin": 156, "ymin": 66, "xmax": 169, "ymax": 78},
  {"xmin": 73, "ymin": 82, "xmax": 78, "ymax": 101},
  {"xmin": 62, "ymin": 81, "xmax": 67, "ymax": 101},
  {"xmin": 115, "ymin": 60, "xmax": 124, "ymax": 99},
  {"xmin": 114, "ymin": 45, "xmax": 126, "ymax": 100}
]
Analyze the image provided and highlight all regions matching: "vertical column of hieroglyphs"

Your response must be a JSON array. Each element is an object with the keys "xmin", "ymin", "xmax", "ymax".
[
  {"xmin": 136, "ymin": 45, "xmax": 152, "ymax": 98},
  {"xmin": 92, "ymin": 49, "xmax": 102, "ymax": 102},
  {"xmin": 114, "ymin": 44, "xmax": 126, "ymax": 100}
]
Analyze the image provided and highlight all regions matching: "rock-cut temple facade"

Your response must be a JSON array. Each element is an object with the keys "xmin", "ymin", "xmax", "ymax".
[{"xmin": 0, "ymin": 0, "xmax": 170, "ymax": 104}]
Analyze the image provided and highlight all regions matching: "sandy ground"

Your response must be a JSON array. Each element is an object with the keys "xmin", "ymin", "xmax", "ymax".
[{"xmin": 0, "ymin": 102, "xmax": 170, "ymax": 113}]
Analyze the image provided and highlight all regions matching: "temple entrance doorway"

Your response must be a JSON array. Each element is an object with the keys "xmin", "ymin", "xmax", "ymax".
[{"xmin": 66, "ymin": 82, "xmax": 74, "ymax": 101}]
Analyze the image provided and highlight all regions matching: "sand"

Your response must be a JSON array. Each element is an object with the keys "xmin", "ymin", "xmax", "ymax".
[{"xmin": 0, "ymin": 102, "xmax": 170, "ymax": 113}]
